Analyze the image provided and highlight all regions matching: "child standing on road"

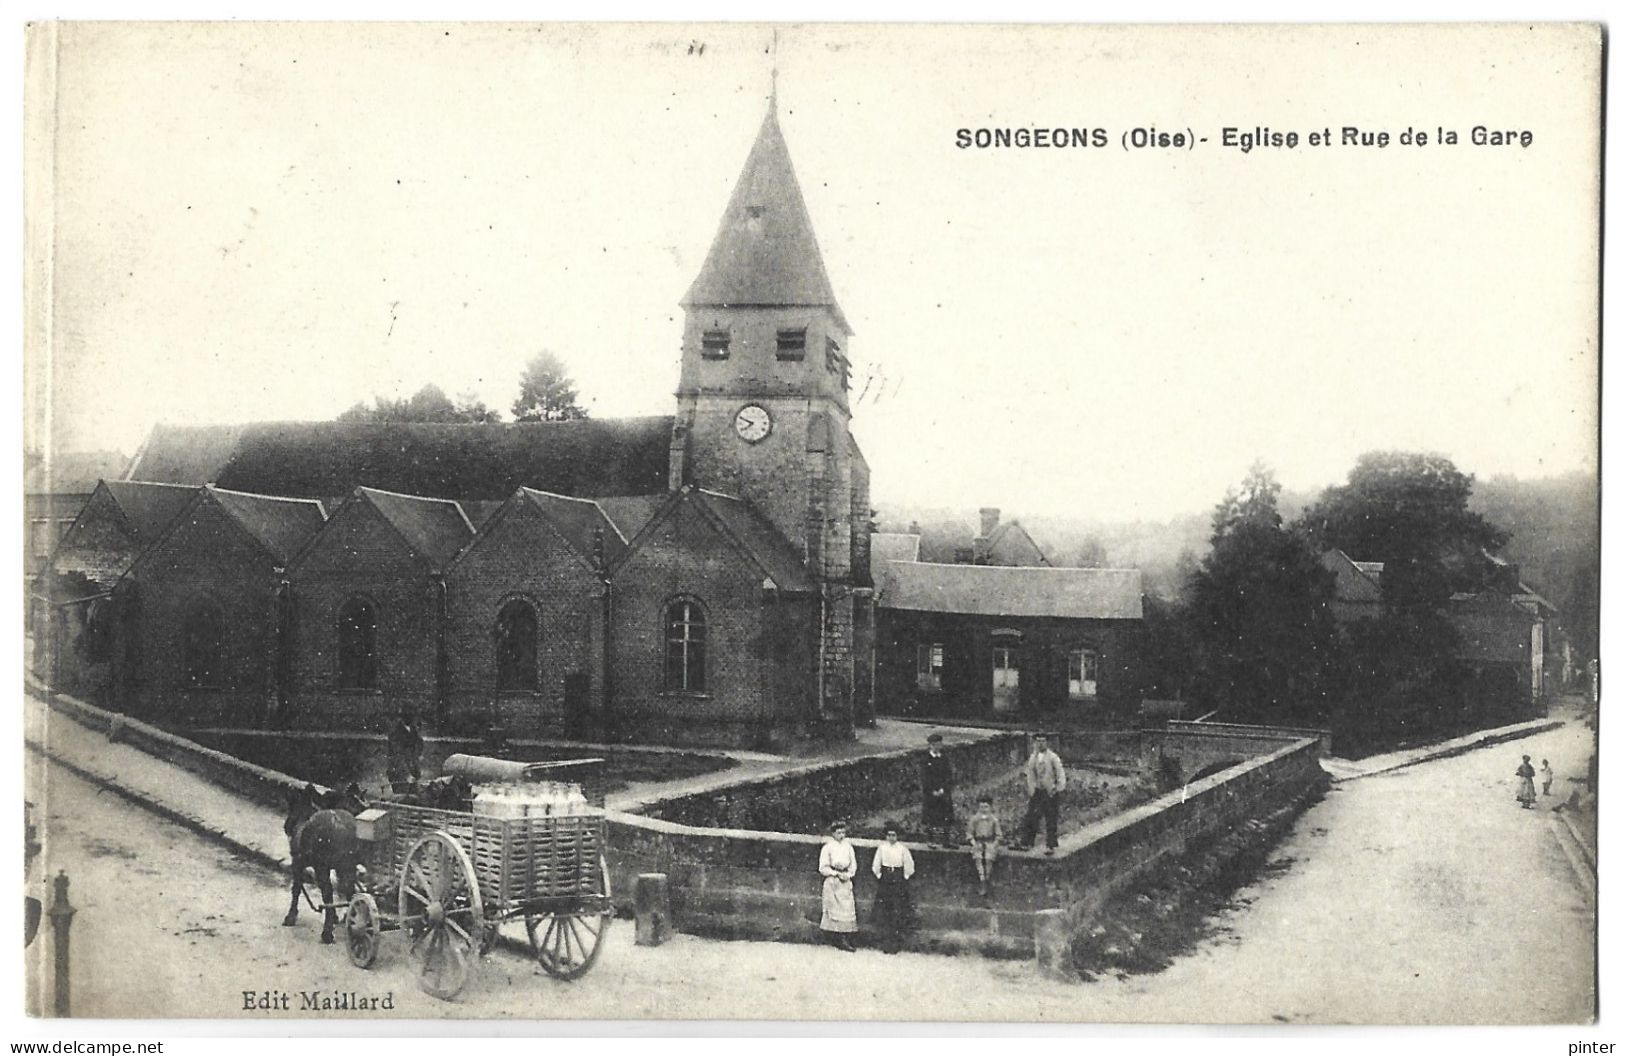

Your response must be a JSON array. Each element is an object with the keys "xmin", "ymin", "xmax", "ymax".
[
  {"xmin": 967, "ymin": 795, "xmax": 1002, "ymax": 897},
  {"xmin": 1541, "ymin": 759, "xmax": 1555, "ymax": 796}
]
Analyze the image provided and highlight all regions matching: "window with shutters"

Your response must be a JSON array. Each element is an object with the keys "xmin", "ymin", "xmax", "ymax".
[
  {"xmin": 701, "ymin": 329, "xmax": 731, "ymax": 359},
  {"xmin": 775, "ymin": 328, "xmax": 806, "ymax": 361}
]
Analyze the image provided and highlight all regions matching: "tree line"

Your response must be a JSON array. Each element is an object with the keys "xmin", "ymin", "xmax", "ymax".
[
  {"xmin": 337, "ymin": 351, "xmax": 589, "ymax": 424},
  {"xmin": 1143, "ymin": 451, "xmax": 1550, "ymax": 753}
]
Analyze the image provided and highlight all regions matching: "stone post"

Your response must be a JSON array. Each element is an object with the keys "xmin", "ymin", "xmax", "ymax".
[
  {"xmin": 634, "ymin": 873, "xmax": 671, "ymax": 947},
  {"xmin": 1033, "ymin": 907, "xmax": 1073, "ymax": 981},
  {"xmin": 47, "ymin": 872, "xmax": 75, "ymax": 1017}
]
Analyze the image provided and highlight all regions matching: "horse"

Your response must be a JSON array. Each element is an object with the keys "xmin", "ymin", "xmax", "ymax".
[{"xmin": 282, "ymin": 782, "xmax": 367, "ymax": 945}]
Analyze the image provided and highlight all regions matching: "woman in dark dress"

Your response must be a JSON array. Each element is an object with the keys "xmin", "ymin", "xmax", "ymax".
[{"xmin": 870, "ymin": 825, "xmax": 917, "ymax": 954}]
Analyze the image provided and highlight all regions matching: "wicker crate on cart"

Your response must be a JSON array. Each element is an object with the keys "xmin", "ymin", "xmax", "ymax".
[{"xmin": 344, "ymin": 756, "xmax": 613, "ymax": 999}]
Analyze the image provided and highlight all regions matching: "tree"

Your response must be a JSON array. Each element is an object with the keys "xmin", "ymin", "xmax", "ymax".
[
  {"xmin": 1296, "ymin": 452, "xmax": 1509, "ymax": 746},
  {"xmin": 1186, "ymin": 463, "xmax": 1339, "ymax": 725},
  {"xmin": 336, "ymin": 384, "xmax": 504, "ymax": 424},
  {"xmin": 512, "ymin": 351, "xmax": 589, "ymax": 422},
  {"xmin": 452, "ymin": 392, "xmax": 502, "ymax": 424}
]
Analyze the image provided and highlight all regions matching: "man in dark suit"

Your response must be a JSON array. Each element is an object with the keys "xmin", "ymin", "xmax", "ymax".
[{"xmin": 920, "ymin": 733, "xmax": 956, "ymax": 847}]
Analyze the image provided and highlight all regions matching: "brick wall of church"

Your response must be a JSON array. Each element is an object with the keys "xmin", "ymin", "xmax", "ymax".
[
  {"xmin": 443, "ymin": 500, "xmax": 606, "ymax": 739},
  {"xmin": 609, "ymin": 499, "xmax": 817, "ymax": 748},
  {"xmin": 124, "ymin": 503, "xmax": 283, "ymax": 728},
  {"xmin": 287, "ymin": 503, "xmax": 442, "ymax": 731}
]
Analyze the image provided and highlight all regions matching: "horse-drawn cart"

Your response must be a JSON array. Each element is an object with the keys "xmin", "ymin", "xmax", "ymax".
[{"xmin": 342, "ymin": 758, "xmax": 613, "ymax": 999}]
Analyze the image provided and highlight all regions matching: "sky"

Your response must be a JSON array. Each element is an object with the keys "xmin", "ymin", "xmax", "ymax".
[{"xmin": 24, "ymin": 22, "xmax": 1601, "ymax": 521}]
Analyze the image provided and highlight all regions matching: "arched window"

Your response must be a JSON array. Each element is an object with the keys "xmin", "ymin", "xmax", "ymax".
[
  {"xmin": 182, "ymin": 598, "xmax": 224, "ymax": 688},
  {"xmin": 495, "ymin": 598, "xmax": 538, "ymax": 692},
  {"xmin": 663, "ymin": 598, "xmax": 707, "ymax": 692},
  {"xmin": 337, "ymin": 597, "xmax": 378, "ymax": 691}
]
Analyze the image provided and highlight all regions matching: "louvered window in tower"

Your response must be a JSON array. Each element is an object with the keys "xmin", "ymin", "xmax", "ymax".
[
  {"xmin": 701, "ymin": 329, "xmax": 731, "ymax": 359},
  {"xmin": 776, "ymin": 328, "xmax": 806, "ymax": 361}
]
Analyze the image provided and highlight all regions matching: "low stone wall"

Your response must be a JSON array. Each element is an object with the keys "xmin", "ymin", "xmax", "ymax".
[
  {"xmin": 1149, "ymin": 721, "xmax": 1331, "ymax": 782},
  {"xmin": 1049, "ymin": 728, "xmax": 1143, "ymax": 766},
  {"xmin": 37, "ymin": 687, "xmax": 318, "ymax": 809},
  {"xmin": 637, "ymin": 733, "xmax": 1026, "ymax": 833},
  {"xmin": 608, "ymin": 733, "xmax": 1329, "ymax": 956}
]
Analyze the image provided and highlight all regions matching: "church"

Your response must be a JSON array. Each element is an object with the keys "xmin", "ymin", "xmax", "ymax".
[
  {"xmin": 36, "ymin": 96, "xmax": 1142, "ymax": 748},
  {"xmin": 37, "ymin": 98, "xmax": 874, "ymax": 750}
]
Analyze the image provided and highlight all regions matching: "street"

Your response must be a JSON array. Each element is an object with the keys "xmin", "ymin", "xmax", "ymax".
[{"xmin": 25, "ymin": 719, "xmax": 1595, "ymax": 1023}]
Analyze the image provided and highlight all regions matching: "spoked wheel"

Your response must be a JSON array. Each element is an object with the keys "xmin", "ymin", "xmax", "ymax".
[
  {"xmin": 345, "ymin": 892, "xmax": 381, "ymax": 969},
  {"xmin": 398, "ymin": 831, "xmax": 483, "ymax": 1000},
  {"xmin": 526, "ymin": 857, "xmax": 613, "ymax": 982},
  {"xmin": 526, "ymin": 911, "xmax": 610, "ymax": 981}
]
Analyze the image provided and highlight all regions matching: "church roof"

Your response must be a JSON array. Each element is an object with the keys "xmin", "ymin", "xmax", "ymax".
[
  {"xmin": 99, "ymin": 480, "xmax": 200, "ymax": 544},
  {"xmin": 876, "ymin": 561, "xmax": 1143, "ymax": 620},
  {"xmin": 682, "ymin": 105, "xmax": 849, "ymax": 332},
  {"xmin": 125, "ymin": 418, "xmax": 673, "ymax": 501},
  {"xmin": 353, "ymin": 487, "xmax": 475, "ymax": 572},
  {"xmin": 596, "ymin": 494, "xmax": 668, "ymax": 540},
  {"xmin": 518, "ymin": 488, "xmax": 627, "ymax": 568},
  {"xmin": 613, "ymin": 487, "xmax": 813, "ymax": 593},
  {"xmin": 206, "ymin": 487, "xmax": 328, "ymax": 564}
]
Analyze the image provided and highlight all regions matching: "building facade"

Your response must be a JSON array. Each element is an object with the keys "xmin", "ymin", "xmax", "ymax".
[
  {"xmin": 45, "ymin": 98, "xmax": 885, "ymax": 749},
  {"xmin": 874, "ymin": 558, "xmax": 1144, "ymax": 724}
]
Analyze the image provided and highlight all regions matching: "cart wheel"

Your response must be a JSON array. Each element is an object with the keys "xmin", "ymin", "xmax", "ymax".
[
  {"xmin": 526, "ymin": 911, "xmax": 610, "ymax": 981},
  {"xmin": 398, "ymin": 831, "xmax": 483, "ymax": 1000},
  {"xmin": 526, "ymin": 858, "xmax": 613, "ymax": 982},
  {"xmin": 345, "ymin": 892, "xmax": 381, "ymax": 969}
]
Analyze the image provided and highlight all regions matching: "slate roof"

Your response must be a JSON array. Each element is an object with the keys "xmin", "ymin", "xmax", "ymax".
[
  {"xmin": 1322, "ymin": 549, "xmax": 1383, "ymax": 604},
  {"xmin": 693, "ymin": 489, "xmax": 814, "ymax": 592},
  {"xmin": 100, "ymin": 480, "xmax": 200, "ymax": 543},
  {"xmin": 1351, "ymin": 560, "xmax": 1385, "ymax": 581},
  {"xmin": 207, "ymin": 487, "xmax": 328, "ymax": 564},
  {"xmin": 596, "ymin": 495, "xmax": 668, "ymax": 541},
  {"xmin": 41, "ymin": 481, "xmax": 202, "ymax": 592},
  {"xmin": 876, "ymin": 561, "xmax": 1143, "ymax": 620},
  {"xmin": 871, "ymin": 532, "xmax": 922, "ymax": 564},
  {"xmin": 613, "ymin": 488, "xmax": 812, "ymax": 592},
  {"xmin": 682, "ymin": 104, "xmax": 849, "ymax": 332},
  {"xmin": 124, "ymin": 418, "xmax": 674, "ymax": 501},
  {"xmin": 353, "ymin": 487, "xmax": 474, "ymax": 571},
  {"xmin": 987, "ymin": 522, "xmax": 1052, "ymax": 566}
]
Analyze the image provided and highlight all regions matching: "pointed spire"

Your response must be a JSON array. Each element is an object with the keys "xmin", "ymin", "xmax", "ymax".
[
  {"xmin": 682, "ymin": 97, "xmax": 849, "ymax": 333},
  {"xmin": 769, "ymin": 28, "xmax": 779, "ymax": 112}
]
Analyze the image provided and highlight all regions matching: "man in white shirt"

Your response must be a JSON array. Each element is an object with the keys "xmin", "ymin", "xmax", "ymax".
[{"xmin": 1014, "ymin": 733, "xmax": 1066, "ymax": 854}]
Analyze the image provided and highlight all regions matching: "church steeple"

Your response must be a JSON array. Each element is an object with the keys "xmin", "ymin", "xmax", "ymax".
[{"xmin": 683, "ymin": 103, "xmax": 849, "ymax": 333}]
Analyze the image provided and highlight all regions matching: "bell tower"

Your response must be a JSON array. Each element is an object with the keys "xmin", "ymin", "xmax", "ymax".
[{"xmin": 669, "ymin": 96, "xmax": 860, "ymax": 725}]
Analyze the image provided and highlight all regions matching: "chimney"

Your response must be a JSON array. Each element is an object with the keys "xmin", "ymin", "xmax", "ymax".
[{"xmin": 973, "ymin": 507, "xmax": 1000, "ymax": 564}]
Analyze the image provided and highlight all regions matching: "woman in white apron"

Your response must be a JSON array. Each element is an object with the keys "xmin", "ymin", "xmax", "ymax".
[{"xmin": 818, "ymin": 821, "xmax": 859, "ymax": 951}]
